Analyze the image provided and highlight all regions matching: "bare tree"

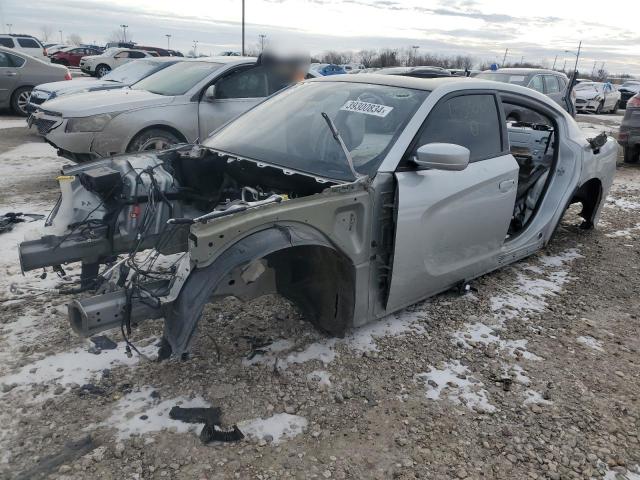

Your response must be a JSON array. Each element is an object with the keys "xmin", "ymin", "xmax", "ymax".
[
  {"xmin": 40, "ymin": 25, "xmax": 53, "ymax": 42},
  {"xmin": 358, "ymin": 49, "xmax": 376, "ymax": 68},
  {"xmin": 66, "ymin": 34, "xmax": 82, "ymax": 46}
]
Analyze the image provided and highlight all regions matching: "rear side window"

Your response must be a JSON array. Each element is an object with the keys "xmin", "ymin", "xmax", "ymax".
[
  {"xmin": 544, "ymin": 76, "xmax": 560, "ymax": 94},
  {"xmin": 17, "ymin": 38, "xmax": 40, "ymax": 48},
  {"xmin": 0, "ymin": 38, "xmax": 14, "ymax": 48},
  {"xmin": 129, "ymin": 51, "xmax": 147, "ymax": 59},
  {"xmin": 528, "ymin": 76, "xmax": 544, "ymax": 93},
  {"xmin": 414, "ymin": 94, "xmax": 502, "ymax": 162},
  {"xmin": 556, "ymin": 76, "xmax": 567, "ymax": 91},
  {"xmin": 8, "ymin": 53, "xmax": 25, "ymax": 67}
]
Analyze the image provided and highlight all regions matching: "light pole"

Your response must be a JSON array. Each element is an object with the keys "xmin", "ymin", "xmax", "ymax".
[
  {"xmin": 552, "ymin": 54, "xmax": 557, "ymax": 70},
  {"xmin": 59, "ymin": 30, "xmax": 63, "ymax": 43},
  {"xmin": 241, "ymin": 0, "xmax": 245, "ymax": 56},
  {"xmin": 411, "ymin": 45, "xmax": 419, "ymax": 66},
  {"xmin": 120, "ymin": 24, "xmax": 128, "ymax": 43},
  {"xmin": 193, "ymin": 40, "xmax": 199, "ymax": 57},
  {"xmin": 6, "ymin": 24, "xmax": 12, "ymax": 34},
  {"xmin": 259, "ymin": 34, "xmax": 266, "ymax": 52},
  {"xmin": 502, "ymin": 48, "xmax": 508, "ymax": 66},
  {"xmin": 165, "ymin": 34, "xmax": 172, "ymax": 50}
]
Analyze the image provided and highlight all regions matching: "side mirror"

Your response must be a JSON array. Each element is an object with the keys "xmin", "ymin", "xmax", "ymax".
[
  {"xmin": 205, "ymin": 85, "xmax": 216, "ymax": 101},
  {"xmin": 413, "ymin": 143, "xmax": 470, "ymax": 171}
]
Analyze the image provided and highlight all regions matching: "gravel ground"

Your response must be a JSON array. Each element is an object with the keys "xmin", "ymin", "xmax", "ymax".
[{"xmin": 0, "ymin": 114, "xmax": 638, "ymax": 480}]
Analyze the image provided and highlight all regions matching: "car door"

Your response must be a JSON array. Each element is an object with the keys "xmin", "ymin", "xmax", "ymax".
[
  {"xmin": 197, "ymin": 65, "xmax": 269, "ymax": 140},
  {"xmin": 385, "ymin": 92, "xmax": 519, "ymax": 313},
  {"xmin": 0, "ymin": 51, "xmax": 19, "ymax": 105}
]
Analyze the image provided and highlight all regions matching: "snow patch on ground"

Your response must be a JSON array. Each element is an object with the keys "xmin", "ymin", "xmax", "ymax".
[
  {"xmin": 307, "ymin": 370, "xmax": 331, "ymax": 387},
  {"xmin": 0, "ymin": 119, "xmax": 28, "ymax": 130},
  {"xmin": 601, "ymin": 464, "xmax": 640, "ymax": 480},
  {"xmin": 524, "ymin": 389, "xmax": 552, "ymax": 405},
  {"xmin": 239, "ymin": 413, "xmax": 308, "ymax": 444},
  {"xmin": 100, "ymin": 386, "xmax": 210, "ymax": 440},
  {"xmin": 417, "ymin": 361, "xmax": 496, "ymax": 413},
  {"xmin": 577, "ymin": 335, "xmax": 604, "ymax": 352},
  {"xmin": 244, "ymin": 308, "xmax": 425, "ymax": 370},
  {"xmin": 0, "ymin": 339, "xmax": 157, "ymax": 398},
  {"xmin": 606, "ymin": 197, "xmax": 640, "ymax": 211},
  {"xmin": 606, "ymin": 224, "xmax": 640, "ymax": 238}
]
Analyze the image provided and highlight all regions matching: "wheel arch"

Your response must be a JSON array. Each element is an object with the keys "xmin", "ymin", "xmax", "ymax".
[
  {"xmin": 162, "ymin": 224, "xmax": 357, "ymax": 355},
  {"xmin": 126, "ymin": 124, "xmax": 188, "ymax": 152},
  {"xmin": 570, "ymin": 177, "xmax": 603, "ymax": 227}
]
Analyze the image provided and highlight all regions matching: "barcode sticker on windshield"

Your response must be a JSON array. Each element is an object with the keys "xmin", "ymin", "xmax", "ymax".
[{"xmin": 340, "ymin": 100, "xmax": 393, "ymax": 117}]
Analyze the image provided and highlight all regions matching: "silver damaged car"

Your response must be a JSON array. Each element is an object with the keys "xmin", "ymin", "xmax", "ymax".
[{"xmin": 19, "ymin": 75, "xmax": 617, "ymax": 359}]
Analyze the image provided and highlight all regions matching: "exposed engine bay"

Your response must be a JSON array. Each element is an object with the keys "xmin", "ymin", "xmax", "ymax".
[
  {"xmin": 506, "ymin": 121, "xmax": 556, "ymax": 235},
  {"xmin": 20, "ymin": 146, "xmax": 339, "ymax": 281}
]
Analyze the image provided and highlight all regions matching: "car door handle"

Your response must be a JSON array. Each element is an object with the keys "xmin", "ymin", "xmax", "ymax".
[
  {"xmin": 499, "ymin": 179, "xmax": 515, "ymax": 192},
  {"xmin": 5, "ymin": 72, "xmax": 17, "ymax": 77}
]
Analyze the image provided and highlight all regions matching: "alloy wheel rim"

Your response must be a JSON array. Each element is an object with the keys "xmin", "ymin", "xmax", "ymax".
[
  {"xmin": 17, "ymin": 91, "xmax": 31, "ymax": 114},
  {"xmin": 140, "ymin": 138, "xmax": 173, "ymax": 151}
]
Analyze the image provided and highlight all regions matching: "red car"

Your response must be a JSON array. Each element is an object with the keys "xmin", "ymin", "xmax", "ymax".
[{"xmin": 50, "ymin": 46, "xmax": 101, "ymax": 67}]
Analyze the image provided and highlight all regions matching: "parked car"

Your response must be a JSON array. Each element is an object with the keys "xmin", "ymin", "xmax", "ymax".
[
  {"xmin": 0, "ymin": 34, "xmax": 48, "ymax": 60},
  {"xmin": 310, "ymin": 64, "xmax": 347, "ymax": 76},
  {"xmin": 19, "ymin": 75, "xmax": 617, "ymax": 358},
  {"xmin": 49, "ymin": 46, "xmax": 102, "ymax": 67},
  {"xmin": 31, "ymin": 56, "xmax": 291, "ymax": 161},
  {"xmin": 341, "ymin": 63, "xmax": 365, "ymax": 73},
  {"xmin": 476, "ymin": 68, "xmax": 575, "ymax": 117},
  {"xmin": 45, "ymin": 44, "xmax": 70, "ymax": 56},
  {"xmin": 80, "ymin": 48, "xmax": 152, "ymax": 77},
  {"xmin": 26, "ymin": 57, "xmax": 186, "ymax": 114},
  {"xmin": 574, "ymin": 82, "xmax": 620, "ymax": 114},
  {"xmin": 618, "ymin": 81, "xmax": 640, "ymax": 109},
  {"xmin": 377, "ymin": 66, "xmax": 452, "ymax": 78},
  {"xmin": 618, "ymin": 92, "xmax": 640, "ymax": 163},
  {"xmin": 104, "ymin": 42, "xmax": 176, "ymax": 57},
  {"xmin": 0, "ymin": 46, "xmax": 71, "ymax": 116}
]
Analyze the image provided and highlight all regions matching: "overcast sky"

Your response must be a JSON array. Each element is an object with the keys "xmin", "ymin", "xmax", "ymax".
[{"xmin": 2, "ymin": 0, "xmax": 638, "ymax": 74}]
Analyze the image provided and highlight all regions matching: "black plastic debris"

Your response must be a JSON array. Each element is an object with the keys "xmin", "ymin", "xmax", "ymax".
[
  {"xmin": 90, "ymin": 335, "xmax": 117, "ymax": 350},
  {"xmin": 15, "ymin": 435, "xmax": 97, "ymax": 480},
  {"xmin": 169, "ymin": 406, "xmax": 244, "ymax": 444},
  {"xmin": 242, "ymin": 335, "xmax": 273, "ymax": 360},
  {"xmin": 0, "ymin": 212, "xmax": 45, "ymax": 234},
  {"xmin": 79, "ymin": 384, "xmax": 106, "ymax": 396}
]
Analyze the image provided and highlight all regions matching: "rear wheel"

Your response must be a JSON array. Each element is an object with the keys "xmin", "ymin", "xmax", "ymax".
[
  {"xmin": 11, "ymin": 87, "xmax": 32, "ymax": 117},
  {"xmin": 127, "ymin": 128, "xmax": 182, "ymax": 153},
  {"xmin": 623, "ymin": 145, "xmax": 639, "ymax": 164},
  {"xmin": 95, "ymin": 64, "xmax": 111, "ymax": 78}
]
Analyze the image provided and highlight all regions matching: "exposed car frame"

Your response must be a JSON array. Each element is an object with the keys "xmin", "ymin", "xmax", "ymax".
[{"xmin": 19, "ymin": 75, "xmax": 617, "ymax": 359}]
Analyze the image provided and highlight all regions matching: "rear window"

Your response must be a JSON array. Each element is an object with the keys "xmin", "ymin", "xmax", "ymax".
[
  {"xmin": 17, "ymin": 38, "xmax": 40, "ymax": 48},
  {"xmin": 0, "ymin": 38, "xmax": 14, "ymax": 48},
  {"xmin": 476, "ymin": 73, "xmax": 528, "ymax": 86},
  {"xmin": 543, "ymin": 76, "xmax": 560, "ymax": 94}
]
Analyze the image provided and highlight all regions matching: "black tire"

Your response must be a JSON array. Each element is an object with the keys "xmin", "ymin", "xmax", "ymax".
[
  {"xmin": 11, "ymin": 87, "xmax": 32, "ymax": 117},
  {"xmin": 623, "ymin": 145, "xmax": 639, "ymax": 164},
  {"xmin": 95, "ymin": 64, "xmax": 111, "ymax": 78},
  {"xmin": 127, "ymin": 128, "xmax": 182, "ymax": 153}
]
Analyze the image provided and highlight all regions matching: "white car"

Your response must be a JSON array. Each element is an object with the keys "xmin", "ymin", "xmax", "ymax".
[
  {"xmin": 0, "ymin": 34, "xmax": 48, "ymax": 60},
  {"xmin": 575, "ymin": 82, "xmax": 621, "ymax": 114},
  {"xmin": 79, "ymin": 48, "xmax": 152, "ymax": 77}
]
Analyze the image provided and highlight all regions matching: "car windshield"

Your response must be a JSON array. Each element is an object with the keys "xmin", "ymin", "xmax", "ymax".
[
  {"xmin": 476, "ymin": 72, "xmax": 529, "ymax": 86},
  {"xmin": 621, "ymin": 82, "xmax": 640, "ymax": 89},
  {"xmin": 204, "ymin": 81, "xmax": 429, "ymax": 181},
  {"xmin": 104, "ymin": 59, "xmax": 173, "ymax": 84},
  {"xmin": 102, "ymin": 48, "xmax": 119, "ymax": 57},
  {"xmin": 131, "ymin": 61, "xmax": 221, "ymax": 96},
  {"xmin": 576, "ymin": 83, "xmax": 600, "ymax": 92}
]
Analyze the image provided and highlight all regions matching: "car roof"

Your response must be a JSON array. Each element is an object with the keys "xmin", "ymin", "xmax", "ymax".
[
  {"xmin": 180, "ymin": 56, "xmax": 257, "ymax": 65},
  {"xmin": 485, "ymin": 68, "xmax": 564, "ymax": 76}
]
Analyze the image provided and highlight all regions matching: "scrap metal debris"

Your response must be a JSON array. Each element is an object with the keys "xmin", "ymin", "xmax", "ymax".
[
  {"xmin": 0, "ymin": 212, "xmax": 44, "ymax": 234},
  {"xmin": 90, "ymin": 335, "xmax": 117, "ymax": 350},
  {"xmin": 169, "ymin": 406, "xmax": 244, "ymax": 444},
  {"xmin": 242, "ymin": 335, "xmax": 274, "ymax": 360}
]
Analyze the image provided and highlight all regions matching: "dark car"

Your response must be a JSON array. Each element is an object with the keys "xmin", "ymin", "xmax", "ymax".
[
  {"xmin": 50, "ymin": 46, "xmax": 102, "ymax": 67},
  {"xmin": 618, "ymin": 81, "xmax": 640, "ymax": 109},
  {"xmin": 618, "ymin": 92, "xmax": 640, "ymax": 163},
  {"xmin": 377, "ymin": 66, "xmax": 452, "ymax": 78},
  {"xmin": 476, "ymin": 68, "xmax": 576, "ymax": 118}
]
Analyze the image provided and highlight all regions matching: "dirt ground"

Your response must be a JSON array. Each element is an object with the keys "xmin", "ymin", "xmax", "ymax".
[{"xmin": 0, "ymin": 112, "xmax": 638, "ymax": 480}]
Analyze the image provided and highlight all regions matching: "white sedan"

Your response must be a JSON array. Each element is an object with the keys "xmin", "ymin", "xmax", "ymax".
[
  {"xmin": 575, "ymin": 82, "xmax": 621, "ymax": 114},
  {"xmin": 79, "ymin": 48, "xmax": 152, "ymax": 77}
]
